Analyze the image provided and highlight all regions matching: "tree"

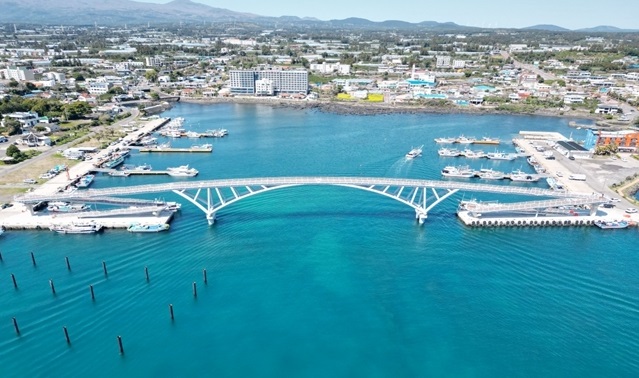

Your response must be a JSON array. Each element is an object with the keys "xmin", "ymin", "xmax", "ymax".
[
  {"xmin": 2, "ymin": 116, "xmax": 22, "ymax": 135},
  {"xmin": 145, "ymin": 69, "xmax": 158, "ymax": 83},
  {"xmin": 150, "ymin": 92, "xmax": 160, "ymax": 101},
  {"xmin": 73, "ymin": 73, "xmax": 85, "ymax": 82},
  {"xmin": 63, "ymin": 102, "xmax": 91, "ymax": 120}
]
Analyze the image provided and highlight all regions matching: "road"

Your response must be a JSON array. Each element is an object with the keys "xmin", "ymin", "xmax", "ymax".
[{"xmin": 501, "ymin": 51, "xmax": 559, "ymax": 81}]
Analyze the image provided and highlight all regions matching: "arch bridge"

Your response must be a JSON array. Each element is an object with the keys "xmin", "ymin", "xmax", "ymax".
[{"xmin": 16, "ymin": 177, "xmax": 604, "ymax": 225}]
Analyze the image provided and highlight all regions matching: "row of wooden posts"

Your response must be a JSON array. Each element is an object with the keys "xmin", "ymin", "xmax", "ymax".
[{"xmin": 5, "ymin": 251, "xmax": 209, "ymax": 354}]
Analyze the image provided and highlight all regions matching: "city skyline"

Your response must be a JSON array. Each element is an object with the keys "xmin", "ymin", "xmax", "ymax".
[{"xmin": 134, "ymin": 0, "xmax": 639, "ymax": 30}]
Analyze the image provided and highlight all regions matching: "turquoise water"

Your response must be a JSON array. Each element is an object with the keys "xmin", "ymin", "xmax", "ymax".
[{"xmin": 1, "ymin": 103, "xmax": 638, "ymax": 377}]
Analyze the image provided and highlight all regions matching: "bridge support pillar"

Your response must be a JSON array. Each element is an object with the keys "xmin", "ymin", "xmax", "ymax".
[
  {"xmin": 589, "ymin": 204, "xmax": 598, "ymax": 216},
  {"xmin": 416, "ymin": 209, "xmax": 427, "ymax": 225},
  {"xmin": 206, "ymin": 211, "xmax": 216, "ymax": 225}
]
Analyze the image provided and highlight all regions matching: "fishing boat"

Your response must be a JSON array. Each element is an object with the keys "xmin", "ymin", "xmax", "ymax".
[
  {"xmin": 461, "ymin": 149, "xmax": 486, "ymax": 158},
  {"xmin": 438, "ymin": 148, "xmax": 461, "ymax": 157},
  {"xmin": 593, "ymin": 220, "xmax": 629, "ymax": 229},
  {"xmin": 473, "ymin": 136, "xmax": 501, "ymax": 145},
  {"xmin": 109, "ymin": 170, "xmax": 130, "ymax": 177},
  {"xmin": 434, "ymin": 137, "xmax": 456, "ymax": 144},
  {"xmin": 405, "ymin": 145, "xmax": 423, "ymax": 159},
  {"xmin": 441, "ymin": 166, "xmax": 475, "ymax": 178},
  {"xmin": 102, "ymin": 154, "xmax": 126, "ymax": 169},
  {"xmin": 128, "ymin": 223, "xmax": 170, "ymax": 233},
  {"xmin": 477, "ymin": 168, "xmax": 506, "ymax": 180},
  {"xmin": 203, "ymin": 128, "xmax": 229, "ymax": 138},
  {"xmin": 50, "ymin": 221, "xmax": 103, "ymax": 234},
  {"xmin": 135, "ymin": 164, "xmax": 153, "ymax": 171},
  {"xmin": 166, "ymin": 165, "xmax": 199, "ymax": 177},
  {"xmin": 185, "ymin": 131, "xmax": 201, "ymax": 138},
  {"xmin": 455, "ymin": 136, "xmax": 476, "ymax": 144},
  {"xmin": 191, "ymin": 143, "xmax": 213, "ymax": 151},
  {"xmin": 486, "ymin": 151, "xmax": 518, "ymax": 161},
  {"xmin": 76, "ymin": 174, "xmax": 95, "ymax": 188}
]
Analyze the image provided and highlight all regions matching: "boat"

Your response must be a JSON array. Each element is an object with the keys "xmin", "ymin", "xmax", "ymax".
[
  {"xmin": 455, "ymin": 136, "xmax": 476, "ymax": 144},
  {"xmin": 461, "ymin": 149, "xmax": 486, "ymax": 159},
  {"xmin": 102, "ymin": 154, "xmax": 126, "ymax": 169},
  {"xmin": 509, "ymin": 170, "xmax": 540, "ymax": 182},
  {"xmin": 140, "ymin": 136, "xmax": 157, "ymax": 146},
  {"xmin": 128, "ymin": 223, "xmax": 170, "ymax": 233},
  {"xmin": 438, "ymin": 148, "xmax": 461, "ymax": 157},
  {"xmin": 594, "ymin": 220, "xmax": 629, "ymax": 229},
  {"xmin": 135, "ymin": 164, "xmax": 153, "ymax": 171},
  {"xmin": 47, "ymin": 202, "xmax": 91, "ymax": 212},
  {"xmin": 486, "ymin": 152, "xmax": 518, "ymax": 161},
  {"xmin": 405, "ymin": 145, "xmax": 423, "ymax": 159},
  {"xmin": 203, "ymin": 128, "xmax": 229, "ymax": 138},
  {"xmin": 441, "ymin": 166, "xmax": 475, "ymax": 178},
  {"xmin": 109, "ymin": 170, "xmax": 130, "ymax": 177},
  {"xmin": 477, "ymin": 168, "xmax": 506, "ymax": 180},
  {"xmin": 191, "ymin": 143, "xmax": 213, "ymax": 151},
  {"xmin": 76, "ymin": 174, "xmax": 95, "ymax": 188},
  {"xmin": 50, "ymin": 221, "xmax": 103, "ymax": 234},
  {"xmin": 166, "ymin": 165, "xmax": 199, "ymax": 177},
  {"xmin": 185, "ymin": 131, "xmax": 201, "ymax": 138},
  {"xmin": 473, "ymin": 136, "xmax": 501, "ymax": 145},
  {"xmin": 434, "ymin": 137, "xmax": 456, "ymax": 144}
]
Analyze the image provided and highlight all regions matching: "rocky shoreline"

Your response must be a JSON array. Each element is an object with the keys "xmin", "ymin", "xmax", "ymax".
[{"xmin": 178, "ymin": 96, "xmax": 599, "ymax": 120}]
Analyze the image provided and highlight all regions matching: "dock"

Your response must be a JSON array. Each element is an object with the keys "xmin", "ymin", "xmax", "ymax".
[{"xmin": 139, "ymin": 146, "xmax": 212, "ymax": 153}]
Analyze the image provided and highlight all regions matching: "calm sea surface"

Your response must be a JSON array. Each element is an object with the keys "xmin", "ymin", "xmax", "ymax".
[{"xmin": 1, "ymin": 103, "xmax": 638, "ymax": 377}]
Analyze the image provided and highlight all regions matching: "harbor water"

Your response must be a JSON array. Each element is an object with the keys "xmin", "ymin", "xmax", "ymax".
[{"xmin": 1, "ymin": 103, "xmax": 638, "ymax": 377}]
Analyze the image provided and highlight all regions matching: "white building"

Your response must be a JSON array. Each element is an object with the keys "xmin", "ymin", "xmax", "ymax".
[
  {"xmin": 1, "ymin": 66, "xmax": 35, "ymax": 81},
  {"xmin": 255, "ymin": 78, "xmax": 274, "ymax": 96},
  {"xmin": 436, "ymin": 56, "xmax": 451, "ymax": 68},
  {"xmin": 229, "ymin": 70, "xmax": 308, "ymax": 95},
  {"xmin": 2, "ymin": 111, "xmax": 39, "ymax": 131},
  {"xmin": 87, "ymin": 82, "xmax": 112, "ymax": 95},
  {"xmin": 145, "ymin": 56, "xmax": 164, "ymax": 67},
  {"xmin": 309, "ymin": 62, "xmax": 351, "ymax": 75},
  {"xmin": 452, "ymin": 60, "xmax": 466, "ymax": 69}
]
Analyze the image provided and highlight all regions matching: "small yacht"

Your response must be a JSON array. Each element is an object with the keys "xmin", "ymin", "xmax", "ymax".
[
  {"xmin": 405, "ymin": 145, "xmax": 423, "ymax": 159},
  {"xmin": 509, "ymin": 170, "xmax": 540, "ymax": 182},
  {"xmin": 477, "ymin": 168, "xmax": 506, "ymax": 180},
  {"xmin": 76, "ymin": 174, "xmax": 95, "ymax": 188},
  {"xmin": 166, "ymin": 165, "xmax": 199, "ymax": 177},
  {"xmin": 128, "ymin": 223, "xmax": 170, "ymax": 233},
  {"xmin": 434, "ymin": 137, "xmax": 456, "ymax": 144},
  {"xmin": 461, "ymin": 149, "xmax": 485, "ymax": 159},
  {"xmin": 438, "ymin": 148, "xmax": 461, "ymax": 157},
  {"xmin": 50, "ymin": 221, "xmax": 103, "ymax": 234}
]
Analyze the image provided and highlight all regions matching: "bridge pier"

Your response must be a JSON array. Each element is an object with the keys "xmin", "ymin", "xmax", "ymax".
[
  {"xmin": 415, "ymin": 209, "xmax": 428, "ymax": 225},
  {"xmin": 206, "ymin": 211, "xmax": 216, "ymax": 225}
]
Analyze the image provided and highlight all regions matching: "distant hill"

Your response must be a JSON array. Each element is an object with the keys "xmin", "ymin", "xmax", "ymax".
[
  {"xmin": 522, "ymin": 24, "xmax": 570, "ymax": 32},
  {"xmin": 0, "ymin": 0, "xmax": 636, "ymax": 32},
  {"xmin": 576, "ymin": 25, "xmax": 639, "ymax": 33}
]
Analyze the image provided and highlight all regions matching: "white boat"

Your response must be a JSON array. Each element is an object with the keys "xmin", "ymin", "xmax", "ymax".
[
  {"xmin": 191, "ymin": 143, "xmax": 213, "ymax": 150},
  {"xmin": 185, "ymin": 131, "xmax": 201, "ymax": 138},
  {"xmin": 594, "ymin": 220, "xmax": 629, "ymax": 229},
  {"xmin": 438, "ymin": 148, "xmax": 461, "ymax": 157},
  {"xmin": 509, "ymin": 170, "xmax": 540, "ymax": 182},
  {"xmin": 474, "ymin": 136, "xmax": 500, "ymax": 145},
  {"xmin": 76, "ymin": 174, "xmax": 95, "ymax": 188},
  {"xmin": 455, "ymin": 136, "xmax": 476, "ymax": 144},
  {"xmin": 461, "ymin": 149, "xmax": 485, "ymax": 158},
  {"xmin": 166, "ymin": 165, "xmax": 199, "ymax": 177},
  {"xmin": 486, "ymin": 152, "xmax": 518, "ymax": 161},
  {"xmin": 135, "ymin": 164, "xmax": 152, "ymax": 171},
  {"xmin": 477, "ymin": 168, "xmax": 506, "ymax": 180},
  {"xmin": 50, "ymin": 221, "xmax": 103, "ymax": 234},
  {"xmin": 140, "ymin": 136, "xmax": 157, "ymax": 146},
  {"xmin": 441, "ymin": 166, "xmax": 475, "ymax": 178},
  {"xmin": 434, "ymin": 137, "xmax": 456, "ymax": 144},
  {"xmin": 128, "ymin": 223, "xmax": 170, "ymax": 233},
  {"xmin": 109, "ymin": 170, "xmax": 130, "ymax": 177},
  {"xmin": 48, "ymin": 202, "xmax": 90, "ymax": 212},
  {"xmin": 405, "ymin": 145, "xmax": 423, "ymax": 159}
]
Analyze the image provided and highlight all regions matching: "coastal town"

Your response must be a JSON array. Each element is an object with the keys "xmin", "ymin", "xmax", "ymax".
[{"xmin": 1, "ymin": 22, "xmax": 639, "ymax": 232}]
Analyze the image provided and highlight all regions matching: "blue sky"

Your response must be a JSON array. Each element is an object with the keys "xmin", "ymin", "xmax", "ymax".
[{"xmin": 138, "ymin": 0, "xmax": 639, "ymax": 29}]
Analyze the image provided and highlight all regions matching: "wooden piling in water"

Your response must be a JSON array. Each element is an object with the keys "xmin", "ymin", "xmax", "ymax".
[
  {"xmin": 31, "ymin": 252, "xmax": 36, "ymax": 266},
  {"xmin": 169, "ymin": 304, "xmax": 174, "ymax": 320},
  {"xmin": 90, "ymin": 284, "xmax": 95, "ymax": 300},
  {"xmin": 203, "ymin": 269, "xmax": 207, "ymax": 284},
  {"xmin": 65, "ymin": 257, "xmax": 71, "ymax": 271},
  {"xmin": 49, "ymin": 279, "xmax": 56, "ymax": 295},
  {"xmin": 11, "ymin": 273, "xmax": 17, "ymax": 289},
  {"xmin": 0, "ymin": 251, "xmax": 3, "ymax": 262},
  {"xmin": 145, "ymin": 266, "xmax": 149, "ymax": 282},
  {"xmin": 63, "ymin": 326, "xmax": 70, "ymax": 344},
  {"xmin": 12, "ymin": 317, "xmax": 20, "ymax": 335},
  {"xmin": 117, "ymin": 335, "xmax": 124, "ymax": 354},
  {"xmin": 102, "ymin": 261, "xmax": 108, "ymax": 276},
  {"xmin": 193, "ymin": 282, "xmax": 197, "ymax": 297}
]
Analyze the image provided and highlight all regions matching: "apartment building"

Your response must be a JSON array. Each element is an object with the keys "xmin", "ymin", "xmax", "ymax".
[{"xmin": 229, "ymin": 70, "xmax": 308, "ymax": 95}]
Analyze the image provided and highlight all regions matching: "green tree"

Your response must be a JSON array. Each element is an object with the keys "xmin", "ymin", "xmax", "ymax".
[
  {"xmin": 150, "ymin": 92, "xmax": 160, "ymax": 101},
  {"xmin": 145, "ymin": 69, "xmax": 158, "ymax": 83},
  {"xmin": 1, "ymin": 116, "xmax": 22, "ymax": 135},
  {"xmin": 63, "ymin": 102, "xmax": 91, "ymax": 120}
]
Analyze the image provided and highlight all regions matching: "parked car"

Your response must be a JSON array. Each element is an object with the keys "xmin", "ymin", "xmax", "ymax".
[
  {"xmin": 626, "ymin": 207, "xmax": 638, "ymax": 214},
  {"xmin": 23, "ymin": 178, "xmax": 37, "ymax": 184},
  {"xmin": 0, "ymin": 136, "xmax": 8, "ymax": 143}
]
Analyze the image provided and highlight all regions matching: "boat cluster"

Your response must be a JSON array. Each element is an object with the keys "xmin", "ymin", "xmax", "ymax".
[
  {"xmin": 157, "ymin": 117, "xmax": 228, "ymax": 139},
  {"xmin": 434, "ymin": 136, "xmax": 500, "ymax": 145},
  {"xmin": 38, "ymin": 164, "xmax": 68, "ymax": 180},
  {"xmin": 48, "ymin": 221, "xmax": 171, "ymax": 234},
  {"xmin": 438, "ymin": 148, "xmax": 520, "ymax": 160},
  {"xmin": 441, "ymin": 166, "xmax": 541, "ymax": 182}
]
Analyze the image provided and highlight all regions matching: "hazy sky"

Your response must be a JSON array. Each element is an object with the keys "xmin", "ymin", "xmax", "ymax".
[{"xmin": 135, "ymin": 0, "xmax": 638, "ymax": 29}]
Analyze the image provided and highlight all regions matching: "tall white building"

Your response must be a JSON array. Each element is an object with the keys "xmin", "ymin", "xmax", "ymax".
[
  {"xmin": 436, "ymin": 56, "xmax": 451, "ymax": 68},
  {"xmin": 255, "ymin": 78, "xmax": 274, "ymax": 96},
  {"xmin": 229, "ymin": 70, "xmax": 308, "ymax": 96}
]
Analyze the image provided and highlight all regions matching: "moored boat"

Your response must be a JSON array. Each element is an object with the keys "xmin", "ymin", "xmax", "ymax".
[
  {"xmin": 455, "ymin": 136, "xmax": 476, "ymax": 144},
  {"xmin": 434, "ymin": 137, "xmax": 456, "ymax": 144},
  {"xmin": 486, "ymin": 151, "xmax": 518, "ymax": 161},
  {"xmin": 102, "ymin": 154, "xmax": 126, "ymax": 169},
  {"xmin": 50, "ymin": 221, "xmax": 103, "ymax": 234},
  {"xmin": 47, "ymin": 202, "xmax": 91, "ymax": 212},
  {"xmin": 594, "ymin": 220, "xmax": 629, "ymax": 229},
  {"xmin": 438, "ymin": 148, "xmax": 461, "ymax": 157},
  {"xmin": 109, "ymin": 170, "xmax": 130, "ymax": 177},
  {"xmin": 128, "ymin": 223, "xmax": 170, "ymax": 233},
  {"xmin": 509, "ymin": 170, "xmax": 540, "ymax": 182},
  {"xmin": 474, "ymin": 136, "xmax": 501, "ymax": 145},
  {"xmin": 441, "ymin": 165, "xmax": 475, "ymax": 178},
  {"xmin": 461, "ymin": 149, "xmax": 486, "ymax": 158},
  {"xmin": 76, "ymin": 174, "xmax": 95, "ymax": 188},
  {"xmin": 477, "ymin": 168, "xmax": 506, "ymax": 180},
  {"xmin": 405, "ymin": 145, "xmax": 423, "ymax": 159},
  {"xmin": 166, "ymin": 165, "xmax": 199, "ymax": 177}
]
